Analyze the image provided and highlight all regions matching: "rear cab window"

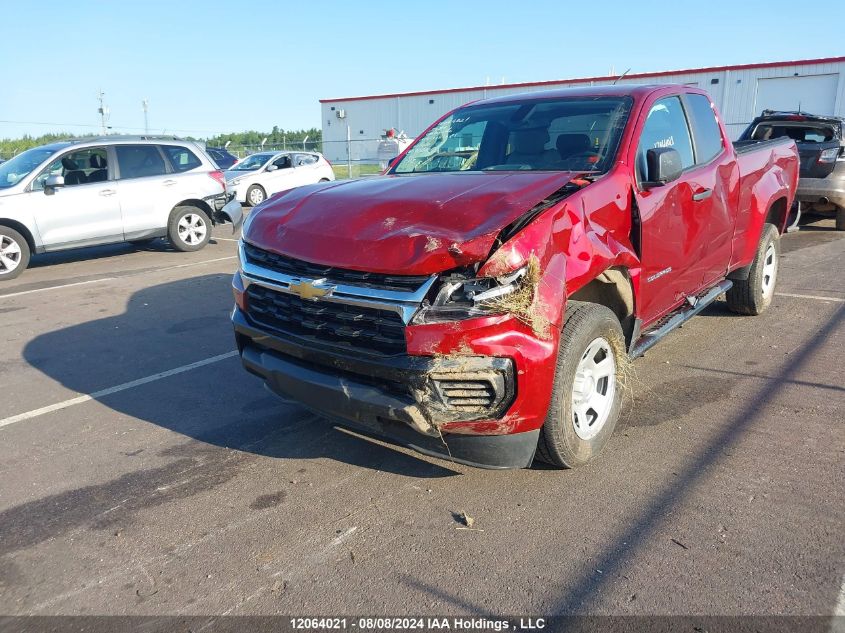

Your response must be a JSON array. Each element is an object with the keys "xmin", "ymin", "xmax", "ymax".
[
  {"xmin": 115, "ymin": 145, "xmax": 167, "ymax": 180},
  {"xmin": 162, "ymin": 145, "xmax": 202, "ymax": 173},
  {"xmin": 685, "ymin": 94, "xmax": 724, "ymax": 164}
]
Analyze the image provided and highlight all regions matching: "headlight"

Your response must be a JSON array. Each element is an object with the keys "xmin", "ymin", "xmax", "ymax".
[{"xmin": 411, "ymin": 266, "xmax": 528, "ymax": 325}]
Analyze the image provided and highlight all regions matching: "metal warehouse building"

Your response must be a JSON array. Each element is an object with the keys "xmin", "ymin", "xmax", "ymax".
[{"xmin": 319, "ymin": 56, "xmax": 845, "ymax": 164}]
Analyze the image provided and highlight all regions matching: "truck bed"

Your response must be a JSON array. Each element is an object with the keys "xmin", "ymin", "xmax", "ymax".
[{"xmin": 733, "ymin": 136, "xmax": 794, "ymax": 155}]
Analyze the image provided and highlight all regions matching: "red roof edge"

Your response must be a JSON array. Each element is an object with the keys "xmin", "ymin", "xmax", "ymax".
[{"xmin": 319, "ymin": 56, "xmax": 845, "ymax": 104}]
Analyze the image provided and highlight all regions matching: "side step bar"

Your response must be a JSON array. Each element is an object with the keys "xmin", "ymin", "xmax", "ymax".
[{"xmin": 629, "ymin": 280, "xmax": 733, "ymax": 359}]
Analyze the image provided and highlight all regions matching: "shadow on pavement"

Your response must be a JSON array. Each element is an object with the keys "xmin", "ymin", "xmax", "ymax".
[
  {"xmin": 21, "ymin": 273, "xmax": 458, "ymax": 479},
  {"xmin": 545, "ymin": 301, "xmax": 845, "ymax": 614}
]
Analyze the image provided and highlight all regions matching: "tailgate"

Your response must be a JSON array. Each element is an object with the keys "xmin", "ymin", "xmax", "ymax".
[{"xmin": 797, "ymin": 141, "xmax": 839, "ymax": 178}]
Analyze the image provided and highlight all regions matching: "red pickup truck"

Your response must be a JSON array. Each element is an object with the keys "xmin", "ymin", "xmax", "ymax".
[{"xmin": 232, "ymin": 85, "xmax": 798, "ymax": 469}]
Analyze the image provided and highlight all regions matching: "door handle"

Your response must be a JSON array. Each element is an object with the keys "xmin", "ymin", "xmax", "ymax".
[
  {"xmin": 163, "ymin": 179, "xmax": 177, "ymax": 186},
  {"xmin": 692, "ymin": 188, "xmax": 712, "ymax": 202},
  {"xmin": 99, "ymin": 189, "xmax": 116, "ymax": 197}
]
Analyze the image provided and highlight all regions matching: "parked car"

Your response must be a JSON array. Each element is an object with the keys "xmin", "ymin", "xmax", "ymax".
[
  {"xmin": 206, "ymin": 146, "xmax": 239, "ymax": 170},
  {"xmin": 739, "ymin": 110, "xmax": 845, "ymax": 230},
  {"xmin": 225, "ymin": 151, "xmax": 334, "ymax": 206},
  {"xmin": 0, "ymin": 136, "xmax": 242, "ymax": 280},
  {"xmin": 232, "ymin": 85, "xmax": 798, "ymax": 470}
]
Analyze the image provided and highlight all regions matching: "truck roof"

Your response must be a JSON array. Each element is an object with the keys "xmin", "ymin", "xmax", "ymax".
[{"xmin": 474, "ymin": 83, "xmax": 696, "ymax": 106}]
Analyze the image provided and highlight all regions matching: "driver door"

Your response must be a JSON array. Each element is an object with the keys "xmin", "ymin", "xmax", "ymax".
[
  {"xmin": 263, "ymin": 154, "xmax": 297, "ymax": 196},
  {"xmin": 28, "ymin": 146, "xmax": 124, "ymax": 250}
]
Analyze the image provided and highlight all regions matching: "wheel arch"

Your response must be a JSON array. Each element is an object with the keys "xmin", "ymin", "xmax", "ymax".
[
  {"xmin": 0, "ymin": 219, "xmax": 37, "ymax": 253},
  {"xmin": 567, "ymin": 267, "xmax": 636, "ymax": 346},
  {"xmin": 765, "ymin": 196, "xmax": 790, "ymax": 234},
  {"xmin": 170, "ymin": 199, "xmax": 214, "ymax": 223}
]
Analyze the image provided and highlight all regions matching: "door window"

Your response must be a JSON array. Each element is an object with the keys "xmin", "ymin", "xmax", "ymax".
[
  {"xmin": 272, "ymin": 155, "xmax": 292, "ymax": 169},
  {"xmin": 116, "ymin": 145, "xmax": 167, "ymax": 179},
  {"xmin": 162, "ymin": 145, "xmax": 202, "ymax": 173},
  {"xmin": 636, "ymin": 97, "xmax": 694, "ymax": 181},
  {"xmin": 685, "ymin": 94, "xmax": 724, "ymax": 164},
  {"xmin": 294, "ymin": 153, "xmax": 318, "ymax": 166},
  {"xmin": 32, "ymin": 147, "xmax": 109, "ymax": 190}
]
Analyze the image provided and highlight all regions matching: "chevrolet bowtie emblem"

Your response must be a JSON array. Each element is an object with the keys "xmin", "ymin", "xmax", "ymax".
[{"xmin": 289, "ymin": 278, "xmax": 335, "ymax": 301}]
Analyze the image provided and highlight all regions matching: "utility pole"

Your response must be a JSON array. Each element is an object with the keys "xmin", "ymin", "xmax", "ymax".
[
  {"xmin": 142, "ymin": 99, "xmax": 150, "ymax": 135},
  {"xmin": 97, "ymin": 91, "xmax": 110, "ymax": 134}
]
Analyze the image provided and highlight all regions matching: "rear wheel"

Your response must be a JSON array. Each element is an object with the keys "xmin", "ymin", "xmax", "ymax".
[
  {"xmin": 726, "ymin": 223, "xmax": 779, "ymax": 315},
  {"xmin": 836, "ymin": 206, "xmax": 845, "ymax": 231},
  {"xmin": 246, "ymin": 184, "xmax": 266, "ymax": 206},
  {"xmin": 537, "ymin": 302, "xmax": 625, "ymax": 468},
  {"xmin": 168, "ymin": 206, "xmax": 211, "ymax": 252},
  {"xmin": 0, "ymin": 226, "xmax": 30, "ymax": 280}
]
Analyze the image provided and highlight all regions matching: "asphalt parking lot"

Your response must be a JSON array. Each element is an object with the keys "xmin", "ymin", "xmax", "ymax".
[{"xmin": 0, "ymin": 217, "xmax": 842, "ymax": 617}]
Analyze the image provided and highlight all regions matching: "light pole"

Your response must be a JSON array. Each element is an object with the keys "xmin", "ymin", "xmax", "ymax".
[
  {"xmin": 142, "ymin": 99, "xmax": 149, "ymax": 135},
  {"xmin": 97, "ymin": 91, "xmax": 110, "ymax": 135}
]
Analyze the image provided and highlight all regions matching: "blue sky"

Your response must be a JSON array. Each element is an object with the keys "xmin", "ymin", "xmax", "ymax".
[{"xmin": 1, "ymin": 0, "xmax": 842, "ymax": 139}]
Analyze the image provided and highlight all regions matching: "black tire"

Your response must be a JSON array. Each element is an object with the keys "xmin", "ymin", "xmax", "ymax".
[
  {"xmin": 167, "ymin": 206, "xmax": 211, "ymax": 252},
  {"xmin": 246, "ymin": 184, "xmax": 266, "ymax": 207},
  {"xmin": 536, "ymin": 301, "xmax": 626, "ymax": 468},
  {"xmin": 0, "ymin": 226, "xmax": 31, "ymax": 280},
  {"xmin": 319, "ymin": 178, "xmax": 330, "ymax": 183},
  {"xmin": 836, "ymin": 206, "xmax": 845, "ymax": 231},
  {"xmin": 726, "ymin": 223, "xmax": 779, "ymax": 315}
]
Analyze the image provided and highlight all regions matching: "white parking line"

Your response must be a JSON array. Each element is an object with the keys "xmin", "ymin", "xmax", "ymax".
[
  {"xmin": 0, "ymin": 256, "xmax": 236, "ymax": 299},
  {"xmin": 835, "ymin": 574, "xmax": 845, "ymax": 617},
  {"xmin": 0, "ymin": 351, "xmax": 238, "ymax": 430},
  {"xmin": 775, "ymin": 292, "xmax": 845, "ymax": 303}
]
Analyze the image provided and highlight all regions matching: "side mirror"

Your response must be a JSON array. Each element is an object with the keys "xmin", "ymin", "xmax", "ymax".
[
  {"xmin": 643, "ymin": 148, "xmax": 682, "ymax": 187},
  {"xmin": 44, "ymin": 174, "xmax": 65, "ymax": 195},
  {"xmin": 266, "ymin": 164, "xmax": 278, "ymax": 172}
]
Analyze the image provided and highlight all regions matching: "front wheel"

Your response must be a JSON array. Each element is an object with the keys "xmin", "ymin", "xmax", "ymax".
[
  {"xmin": 537, "ymin": 302, "xmax": 625, "ymax": 468},
  {"xmin": 726, "ymin": 223, "xmax": 779, "ymax": 315},
  {"xmin": 168, "ymin": 206, "xmax": 211, "ymax": 252},
  {"xmin": 836, "ymin": 206, "xmax": 845, "ymax": 231},
  {"xmin": 0, "ymin": 226, "xmax": 31, "ymax": 280},
  {"xmin": 246, "ymin": 184, "xmax": 266, "ymax": 206}
]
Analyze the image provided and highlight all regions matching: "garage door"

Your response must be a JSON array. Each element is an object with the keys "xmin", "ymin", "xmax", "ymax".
[{"xmin": 754, "ymin": 74, "xmax": 839, "ymax": 115}]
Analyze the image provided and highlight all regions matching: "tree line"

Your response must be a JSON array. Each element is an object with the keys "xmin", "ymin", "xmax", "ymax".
[{"xmin": 0, "ymin": 127, "xmax": 323, "ymax": 158}]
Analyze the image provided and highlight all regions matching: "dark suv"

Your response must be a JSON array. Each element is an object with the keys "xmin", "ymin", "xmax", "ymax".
[{"xmin": 740, "ymin": 111, "xmax": 845, "ymax": 230}]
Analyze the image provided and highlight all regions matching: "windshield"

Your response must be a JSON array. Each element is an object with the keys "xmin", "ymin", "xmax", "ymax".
[
  {"xmin": 392, "ymin": 96, "xmax": 632, "ymax": 175},
  {"xmin": 0, "ymin": 146, "xmax": 60, "ymax": 189},
  {"xmin": 229, "ymin": 153, "xmax": 273, "ymax": 171}
]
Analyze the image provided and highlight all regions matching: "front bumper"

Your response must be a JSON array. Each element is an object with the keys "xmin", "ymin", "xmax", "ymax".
[
  {"xmin": 232, "ymin": 307, "xmax": 543, "ymax": 469},
  {"xmin": 212, "ymin": 198, "xmax": 243, "ymax": 233}
]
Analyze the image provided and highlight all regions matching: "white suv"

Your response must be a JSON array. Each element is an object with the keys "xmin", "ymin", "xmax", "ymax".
[{"xmin": 0, "ymin": 137, "xmax": 242, "ymax": 280}]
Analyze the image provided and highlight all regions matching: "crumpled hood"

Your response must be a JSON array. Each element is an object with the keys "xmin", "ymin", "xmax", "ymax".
[{"xmin": 243, "ymin": 171, "xmax": 577, "ymax": 275}]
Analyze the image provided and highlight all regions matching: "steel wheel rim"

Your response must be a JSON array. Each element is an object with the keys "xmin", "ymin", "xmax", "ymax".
[
  {"xmin": 0, "ymin": 235, "xmax": 22, "ymax": 274},
  {"xmin": 571, "ymin": 337, "xmax": 617, "ymax": 441},
  {"xmin": 761, "ymin": 241, "xmax": 777, "ymax": 299},
  {"xmin": 249, "ymin": 188, "xmax": 264, "ymax": 205},
  {"xmin": 177, "ymin": 214, "xmax": 207, "ymax": 245}
]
